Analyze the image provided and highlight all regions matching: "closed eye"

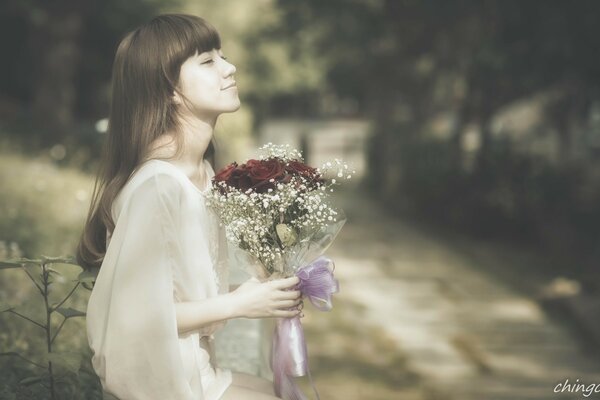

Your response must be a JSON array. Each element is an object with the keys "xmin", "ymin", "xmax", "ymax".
[{"xmin": 202, "ymin": 56, "xmax": 228, "ymax": 65}]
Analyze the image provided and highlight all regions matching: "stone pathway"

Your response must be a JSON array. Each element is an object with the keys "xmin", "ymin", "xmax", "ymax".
[
  {"xmin": 325, "ymin": 188, "xmax": 600, "ymax": 400},
  {"xmin": 214, "ymin": 186, "xmax": 600, "ymax": 399}
]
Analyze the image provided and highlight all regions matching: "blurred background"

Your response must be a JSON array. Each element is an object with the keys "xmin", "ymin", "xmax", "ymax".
[{"xmin": 1, "ymin": 0, "xmax": 600, "ymax": 399}]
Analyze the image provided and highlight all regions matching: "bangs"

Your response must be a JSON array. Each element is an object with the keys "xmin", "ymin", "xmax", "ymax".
[
  {"xmin": 187, "ymin": 19, "xmax": 222, "ymax": 56},
  {"xmin": 146, "ymin": 14, "xmax": 222, "ymax": 65},
  {"xmin": 169, "ymin": 14, "xmax": 222, "ymax": 59}
]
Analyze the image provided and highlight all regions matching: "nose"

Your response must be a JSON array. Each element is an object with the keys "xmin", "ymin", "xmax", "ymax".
[{"xmin": 223, "ymin": 59, "xmax": 236, "ymax": 77}]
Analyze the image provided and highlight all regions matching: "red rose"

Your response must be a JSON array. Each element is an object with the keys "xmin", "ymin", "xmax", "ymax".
[
  {"xmin": 214, "ymin": 162, "xmax": 237, "ymax": 182},
  {"xmin": 285, "ymin": 160, "xmax": 324, "ymax": 189},
  {"xmin": 285, "ymin": 161, "xmax": 318, "ymax": 178},
  {"xmin": 245, "ymin": 159, "xmax": 262, "ymax": 169},
  {"xmin": 246, "ymin": 158, "xmax": 288, "ymax": 193},
  {"xmin": 228, "ymin": 165, "xmax": 253, "ymax": 192}
]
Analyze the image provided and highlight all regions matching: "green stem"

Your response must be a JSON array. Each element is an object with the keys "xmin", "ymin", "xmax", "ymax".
[
  {"xmin": 19, "ymin": 263, "xmax": 44, "ymax": 296},
  {"xmin": 7, "ymin": 310, "xmax": 46, "ymax": 330},
  {"xmin": 41, "ymin": 263, "xmax": 57, "ymax": 400},
  {"xmin": 50, "ymin": 318, "xmax": 67, "ymax": 346},
  {"xmin": 0, "ymin": 352, "xmax": 45, "ymax": 369},
  {"xmin": 52, "ymin": 282, "xmax": 80, "ymax": 312}
]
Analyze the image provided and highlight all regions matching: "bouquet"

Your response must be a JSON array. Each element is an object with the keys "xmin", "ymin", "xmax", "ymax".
[{"xmin": 206, "ymin": 143, "xmax": 353, "ymax": 399}]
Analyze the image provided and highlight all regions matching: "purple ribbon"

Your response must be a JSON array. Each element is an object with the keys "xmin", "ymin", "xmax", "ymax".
[{"xmin": 271, "ymin": 256, "xmax": 340, "ymax": 400}]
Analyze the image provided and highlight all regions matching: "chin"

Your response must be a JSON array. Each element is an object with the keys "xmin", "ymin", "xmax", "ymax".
[{"xmin": 225, "ymin": 99, "xmax": 241, "ymax": 113}]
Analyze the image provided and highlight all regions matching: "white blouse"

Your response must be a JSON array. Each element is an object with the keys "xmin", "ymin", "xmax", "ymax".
[{"xmin": 86, "ymin": 159, "xmax": 232, "ymax": 400}]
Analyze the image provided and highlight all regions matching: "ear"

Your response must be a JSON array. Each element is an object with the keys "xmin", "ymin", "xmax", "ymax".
[{"xmin": 171, "ymin": 91, "xmax": 182, "ymax": 105}]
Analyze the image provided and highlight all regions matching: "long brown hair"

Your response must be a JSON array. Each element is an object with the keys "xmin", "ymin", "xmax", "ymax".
[{"xmin": 76, "ymin": 14, "xmax": 222, "ymax": 270}]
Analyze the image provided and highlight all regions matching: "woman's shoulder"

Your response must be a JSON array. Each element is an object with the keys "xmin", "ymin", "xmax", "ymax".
[
  {"xmin": 112, "ymin": 160, "xmax": 189, "ymax": 218},
  {"xmin": 128, "ymin": 160, "xmax": 189, "ymax": 194}
]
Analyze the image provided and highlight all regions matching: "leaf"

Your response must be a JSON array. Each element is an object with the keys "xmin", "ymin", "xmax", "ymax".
[
  {"xmin": 56, "ymin": 307, "xmax": 86, "ymax": 319},
  {"xmin": 19, "ymin": 375, "xmax": 47, "ymax": 386},
  {"xmin": 0, "ymin": 301, "xmax": 15, "ymax": 313},
  {"xmin": 77, "ymin": 269, "xmax": 97, "ymax": 283},
  {"xmin": 48, "ymin": 351, "xmax": 82, "ymax": 375},
  {"xmin": 0, "ymin": 260, "xmax": 22, "ymax": 269},
  {"xmin": 40, "ymin": 255, "xmax": 80, "ymax": 267},
  {"xmin": 5, "ymin": 257, "xmax": 42, "ymax": 265},
  {"xmin": 46, "ymin": 267, "xmax": 62, "ymax": 276}
]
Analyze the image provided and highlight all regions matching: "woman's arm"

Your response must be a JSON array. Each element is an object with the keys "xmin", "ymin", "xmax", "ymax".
[
  {"xmin": 175, "ymin": 276, "xmax": 303, "ymax": 335},
  {"xmin": 174, "ymin": 292, "xmax": 240, "ymax": 335}
]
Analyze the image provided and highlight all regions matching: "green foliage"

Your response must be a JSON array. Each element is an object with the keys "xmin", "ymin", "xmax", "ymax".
[
  {"xmin": 0, "ymin": 150, "xmax": 102, "ymax": 398},
  {"xmin": 394, "ymin": 134, "xmax": 600, "ymax": 259},
  {"xmin": 270, "ymin": 0, "xmax": 600, "ymax": 270},
  {"xmin": 0, "ymin": 256, "xmax": 100, "ymax": 399},
  {"xmin": 0, "ymin": 149, "xmax": 93, "ymax": 258},
  {"xmin": 178, "ymin": 0, "xmax": 330, "ymax": 121}
]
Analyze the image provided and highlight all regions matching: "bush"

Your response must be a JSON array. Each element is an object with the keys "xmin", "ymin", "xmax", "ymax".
[
  {"xmin": 391, "ymin": 135, "xmax": 600, "ymax": 258},
  {"xmin": 0, "ymin": 148, "xmax": 101, "ymax": 398}
]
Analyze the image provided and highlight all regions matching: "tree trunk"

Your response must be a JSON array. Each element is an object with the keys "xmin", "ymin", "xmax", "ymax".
[{"xmin": 29, "ymin": 3, "xmax": 87, "ymax": 146}]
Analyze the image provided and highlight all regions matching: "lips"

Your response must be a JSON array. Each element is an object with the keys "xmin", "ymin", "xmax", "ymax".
[{"xmin": 222, "ymin": 82, "xmax": 237, "ymax": 90}]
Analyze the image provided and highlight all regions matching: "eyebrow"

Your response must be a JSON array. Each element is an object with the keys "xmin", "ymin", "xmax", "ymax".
[{"xmin": 197, "ymin": 49, "xmax": 223, "ymax": 57}]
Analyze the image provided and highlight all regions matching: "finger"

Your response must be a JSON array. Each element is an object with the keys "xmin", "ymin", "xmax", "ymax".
[
  {"xmin": 275, "ymin": 290, "xmax": 301, "ymax": 300},
  {"xmin": 271, "ymin": 276, "xmax": 300, "ymax": 289},
  {"xmin": 276, "ymin": 299, "xmax": 301, "ymax": 309},
  {"xmin": 273, "ymin": 309, "xmax": 302, "ymax": 318}
]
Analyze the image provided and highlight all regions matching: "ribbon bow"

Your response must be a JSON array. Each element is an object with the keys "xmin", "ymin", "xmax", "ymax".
[{"xmin": 271, "ymin": 256, "xmax": 340, "ymax": 400}]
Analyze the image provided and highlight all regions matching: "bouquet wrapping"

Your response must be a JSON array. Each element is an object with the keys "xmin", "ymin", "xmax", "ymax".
[{"xmin": 206, "ymin": 144, "xmax": 353, "ymax": 399}]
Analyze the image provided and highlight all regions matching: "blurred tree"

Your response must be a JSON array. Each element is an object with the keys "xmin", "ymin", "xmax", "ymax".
[
  {"xmin": 178, "ymin": 0, "xmax": 331, "ymax": 127},
  {"xmin": 271, "ymin": 0, "xmax": 600, "ymax": 262},
  {"xmin": 274, "ymin": 0, "xmax": 600, "ymax": 159},
  {"xmin": 0, "ymin": 0, "xmax": 181, "ymax": 148}
]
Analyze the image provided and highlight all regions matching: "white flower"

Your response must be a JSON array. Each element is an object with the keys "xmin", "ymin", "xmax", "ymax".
[{"xmin": 206, "ymin": 143, "xmax": 350, "ymax": 274}]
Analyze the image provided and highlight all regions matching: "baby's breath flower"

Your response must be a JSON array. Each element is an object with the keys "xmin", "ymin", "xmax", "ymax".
[{"xmin": 206, "ymin": 143, "xmax": 349, "ymax": 273}]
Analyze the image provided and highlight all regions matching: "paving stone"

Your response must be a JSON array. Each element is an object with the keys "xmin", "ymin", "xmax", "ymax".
[
  {"xmin": 214, "ymin": 187, "xmax": 600, "ymax": 398},
  {"xmin": 325, "ymin": 189, "xmax": 600, "ymax": 399}
]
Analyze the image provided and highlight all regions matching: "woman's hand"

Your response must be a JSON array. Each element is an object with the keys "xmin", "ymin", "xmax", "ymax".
[{"xmin": 230, "ymin": 276, "xmax": 303, "ymax": 319}]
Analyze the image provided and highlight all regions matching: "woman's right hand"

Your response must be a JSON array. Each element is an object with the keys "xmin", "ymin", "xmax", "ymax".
[{"xmin": 230, "ymin": 276, "xmax": 303, "ymax": 319}]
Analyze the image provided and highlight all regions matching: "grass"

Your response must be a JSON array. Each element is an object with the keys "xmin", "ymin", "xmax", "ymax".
[
  {"xmin": 0, "ymin": 146, "xmax": 101, "ymax": 399},
  {"xmin": 0, "ymin": 146, "xmax": 429, "ymax": 399},
  {"xmin": 0, "ymin": 148, "xmax": 94, "ymax": 259}
]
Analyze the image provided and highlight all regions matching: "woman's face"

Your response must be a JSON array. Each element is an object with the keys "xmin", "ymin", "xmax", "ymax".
[{"xmin": 175, "ymin": 48, "xmax": 240, "ymax": 118}]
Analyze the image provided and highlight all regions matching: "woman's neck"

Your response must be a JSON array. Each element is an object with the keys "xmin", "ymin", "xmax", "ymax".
[{"xmin": 148, "ymin": 114, "xmax": 216, "ymax": 182}]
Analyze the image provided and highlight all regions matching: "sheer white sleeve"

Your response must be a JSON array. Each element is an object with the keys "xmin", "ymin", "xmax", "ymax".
[
  {"xmin": 86, "ymin": 173, "xmax": 196, "ymax": 400},
  {"xmin": 203, "ymin": 160, "xmax": 230, "ymax": 297}
]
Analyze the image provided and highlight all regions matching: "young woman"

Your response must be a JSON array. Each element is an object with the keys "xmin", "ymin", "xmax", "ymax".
[{"xmin": 76, "ymin": 14, "xmax": 302, "ymax": 400}]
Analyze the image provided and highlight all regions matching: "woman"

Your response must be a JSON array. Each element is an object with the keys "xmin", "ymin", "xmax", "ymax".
[{"xmin": 76, "ymin": 14, "xmax": 302, "ymax": 400}]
